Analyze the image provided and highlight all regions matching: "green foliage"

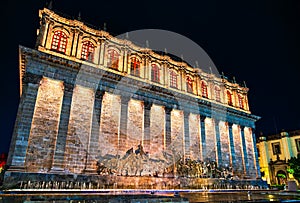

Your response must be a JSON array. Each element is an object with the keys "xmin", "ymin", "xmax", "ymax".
[
  {"xmin": 288, "ymin": 154, "xmax": 300, "ymax": 182},
  {"xmin": 277, "ymin": 173, "xmax": 286, "ymax": 179},
  {"xmin": 271, "ymin": 184, "xmax": 285, "ymax": 190}
]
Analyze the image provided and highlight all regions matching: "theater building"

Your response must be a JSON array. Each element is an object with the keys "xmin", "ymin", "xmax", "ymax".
[{"xmin": 5, "ymin": 8, "xmax": 262, "ymax": 186}]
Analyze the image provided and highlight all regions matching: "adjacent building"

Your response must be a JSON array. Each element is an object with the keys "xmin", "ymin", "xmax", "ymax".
[{"xmin": 257, "ymin": 130, "xmax": 300, "ymax": 185}]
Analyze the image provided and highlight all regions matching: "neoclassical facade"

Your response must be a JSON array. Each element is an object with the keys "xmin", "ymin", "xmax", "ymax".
[{"xmin": 6, "ymin": 8, "xmax": 261, "ymax": 180}]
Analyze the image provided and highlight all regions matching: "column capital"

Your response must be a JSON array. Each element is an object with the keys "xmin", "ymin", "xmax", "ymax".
[
  {"xmin": 200, "ymin": 115, "xmax": 206, "ymax": 122},
  {"xmin": 183, "ymin": 110, "xmax": 190, "ymax": 118},
  {"xmin": 227, "ymin": 122, "xmax": 233, "ymax": 127},
  {"xmin": 63, "ymin": 82, "xmax": 74, "ymax": 92},
  {"xmin": 95, "ymin": 89, "xmax": 105, "ymax": 99},
  {"xmin": 214, "ymin": 118, "xmax": 220, "ymax": 125},
  {"xmin": 23, "ymin": 73, "xmax": 43, "ymax": 85},
  {"xmin": 165, "ymin": 106, "xmax": 172, "ymax": 114},
  {"xmin": 120, "ymin": 95, "xmax": 131, "ymax": 104},
  {"xmin": 144, "ymin": 100, "xmax": 153, "ymax": 110}
]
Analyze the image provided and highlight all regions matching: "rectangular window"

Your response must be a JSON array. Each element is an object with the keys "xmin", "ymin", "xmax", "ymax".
[
  {"xmin": 272, "ymin": 142, "xmax": 281, "ymax": 155},
  {"xmin": 295, "ymin": 139, "xmax": 300, "ymax": 152}
]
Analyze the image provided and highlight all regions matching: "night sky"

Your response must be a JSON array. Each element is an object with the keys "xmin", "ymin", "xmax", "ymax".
[{"xmin": 1, "ymin": 0, "xmax": 300, "ymax": 154}]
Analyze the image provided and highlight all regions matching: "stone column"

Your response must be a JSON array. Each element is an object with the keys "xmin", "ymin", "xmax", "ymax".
[
  {"xmin": 252, "ymin": 128, "xmax": 261, "ymax": 178},
  {"xmin": 121, "ymin": 47, "xmax": 128, "ymax": 73},
  {"xmin": 228, "ymin": 122, "xmax": 236, "ymax": 170},
  {"xmin": 143, "ymin": 100, "xmax": 152, "ymax": 152},
  {"xmin": 84, "ymin": 89, "xmax": 105, "ymax": 174},
  {"xmin": 119, "ymin": 96, "xmax": 131, "ymax": 152},
  {"xmin": 240, "ymin": 126, "xmax": 249, "ymax": 176},
  {"xmin": 7, "ymin": 73, "xmax": 42, "ymax": 171},
  {"xmin": 165, "ymin": 106, "xmax": 172, "ymax": 147},
  {"xmin": 214, "ymin": 119, "xmax": 222, "ymax": 167},
  {"xmin": 50, "ymin": 82, "xmax": 74, "ymax": 172},
  {"xmin": 98, "ymin": 38, "xmax": 106, "ymax": 65},
  {"xmin": 71, "ymin": 29, "xmax": 80, "ymax": 57},
  {"xmin": 36, "ymin": 16, "xmax": 49, "ymax": 48},
  {"xmin": 183, "ymin": 111, "xmax": 190, "ymax": 158},
  {"xmin": 200, "ymin": 115, "xmax": 206, "ymax": 161}
]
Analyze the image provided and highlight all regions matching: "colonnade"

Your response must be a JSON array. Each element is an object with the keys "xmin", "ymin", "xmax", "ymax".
[{"xmin": 9, "ymin": 75, "xmax": 259, "ymax": 179}]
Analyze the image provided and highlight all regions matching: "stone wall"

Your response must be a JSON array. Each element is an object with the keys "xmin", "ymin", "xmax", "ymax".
[
  {"xmin": 245, "ymin": 127, "xmax": 256, "ymax": 178},
  {"xmin": 189, "ymin": 114, "xmax": 201, "ymax": 160},
  {"xmin": 26, "ymin": 78, "xmax": 63, "ymax": 172},
  {"xmin": 219, "ymin": 121, "xmax": 230, "ymax": 168},
  {"xmin": 99, "ymin": 93, "xmax": 121, "ymax": 156},
  {"xmin": 150, "ymin": 105, "xmax": 165, "ymax": 154},
  {"xmin": 205, "ymin": 118, "xmax": 216, "ymax": 162},
  {"xmin": 233, "ymin": 125, "xmax": 245, "ymax": 176},
  {"xmin": 171, "ymin": 110, "xmax": 184, "ymax": 158},
  {"xmin": 127, "ymin": 99, "xmax": 144, "ymax": 150},
  {"xmin": 64, "ymin": 85, "xmax": 94, "ymax": 173}
]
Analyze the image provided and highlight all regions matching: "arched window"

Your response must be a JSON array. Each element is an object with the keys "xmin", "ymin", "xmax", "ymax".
[
  {"xmin": 130, "ymin": 57, "xmax": 141, "ymax": 77},
  {"xmin": 186, "ymin": 76, "xmax": 193, "ymax": 93},
  {"xmin": 151, "ymin": 64, "xmax": 160, "ymax": 83},
  {"xmin": 107, "ymin": 49, "xmax": 119, "ymax": 69},
  {"xmin": 51, "ymin": 30, "xmax": 68, "ymax": 53},
  {"xmin": 169, "ymin": 70, "xmax": 178, "ymax": 88},
  {"xmin": 81, "ymin": 41, "xmax": 94, "ymax": 61},
  {"xmin": 238, "ymin": 94, "xmax": 244, "ymax": 109},
  {"xmin": 201, "ymin": 81, "xmax": 208, "ymax": 98},
  {"xmin": 227, "ymin": 90, "xmax": 233, "ymax": 106},
  {"xmin": 214, "ymin": 86, "xmax": 221, "ymax": 102}
]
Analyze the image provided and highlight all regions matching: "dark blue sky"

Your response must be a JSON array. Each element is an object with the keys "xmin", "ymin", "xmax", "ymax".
[{"xmin": 1, "ymin": 0, "xmax": 300, "ymax": 154}]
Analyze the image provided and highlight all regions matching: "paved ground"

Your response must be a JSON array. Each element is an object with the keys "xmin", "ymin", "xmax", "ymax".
[{"xmin": 1, "ymin": 189, "xmax": 300, "ymax": 202}]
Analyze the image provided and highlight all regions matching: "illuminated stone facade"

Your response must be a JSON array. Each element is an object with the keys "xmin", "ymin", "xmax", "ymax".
[
  {"xmin": 257, "ymin": 130, "xmax": 300, "ymax": 185},
  {"xmin": 6, "ymin": 8, "xmax": 261, "ymax": 182}
]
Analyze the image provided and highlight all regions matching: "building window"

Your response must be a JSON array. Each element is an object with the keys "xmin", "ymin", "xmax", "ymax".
[
  {"xmin": 238, "ymin": 94, "xmax": 244, "ymax": 109},
  {"xmin": 151, "ymin": 64, "xmax": 160, "ymax": 83},
  {"xmin": 169, "ymin": 70, "xmax": 178, "ymax": 88},
  {"xmin": 186, "ymin": 76, "xmax": 193, "ymax": 93},
  {"xmin": 214, "ymin": 86, "xmax": 221, "ymax": 102},
  {"xmin": 51, "ymin": 30, "xmax": 68, "ymax": 53},
  {"xmin": 295, "ymin": 139, "xmax": 300, "ymax": 152},
  {"xmin": 272, "ymin": 142, "xmax": 281, "ymax": 155},
  {"xmin": 201, "ymin": 81, "xmax": 208, "ymax": 98},
  {"xmin": 107, "ymin": 49, "xmax": 119, "ymax": 69},
  {"xmin": 130, "ymin": 57, "xmax": 141, "ymax": 77},
  {"xmin": 227, "ymin": 90, "xmax": 233, "ymax": 106},
  {"xmin": 81, "ymin": 41, "xmax": 94, "ymax": 61}
]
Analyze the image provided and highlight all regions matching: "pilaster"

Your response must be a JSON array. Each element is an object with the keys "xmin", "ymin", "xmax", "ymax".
[
  {"xmin": 98, "ymin": 38, "xmax": 106, "ymax": 65},
  {"xmin": 119, "ymin": 96, "xmax": 131, "ymax": 152},
  {"xmin": 183, "ymin": 111, "xmax": 190, "ymax": 158},
  {"xmin": 143, "ymin": 100, "xmax": 152, "ymax": 152},
  {"xmin": 228, "ymin": 122, "xmax": 235, "ymax": 169},
  {"xmin": 7, "ymin": 73, "xmax": 42, "ymax": 171},
  {"xmin": 84, "ymin": 89, "xmax": 105, "ymax": 174},
  {"xmin": 252, "ymin": 128, "xmax": 261, "ymax": 178},
  {"xmin": 214, "ymin": 119, "xmax": 222, "ymax": 167},
  {"xmin": 51, "ymin": 82, "xmax": 74, "ymax": 172},
  {"xmin": 240, "ymin": 126, "xmax": 249, "ymax": 176},
  {"xmin": 200, "ymin": 115, "xmax": 206, "ymax": 161},
  {"xmin": 165, "ymin": 106, "xmax": 172, "ymax": 147}
]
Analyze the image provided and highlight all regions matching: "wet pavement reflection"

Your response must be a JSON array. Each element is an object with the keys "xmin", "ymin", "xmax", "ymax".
[{"xmin": 1, "ymin": 190, "xmax": 300, "ymax": 202}]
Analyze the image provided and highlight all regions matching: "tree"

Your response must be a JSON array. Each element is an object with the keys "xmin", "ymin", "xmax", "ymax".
[{"xmin": 288, "ymin": 154, "xmax": 300, "ymax": 183}]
